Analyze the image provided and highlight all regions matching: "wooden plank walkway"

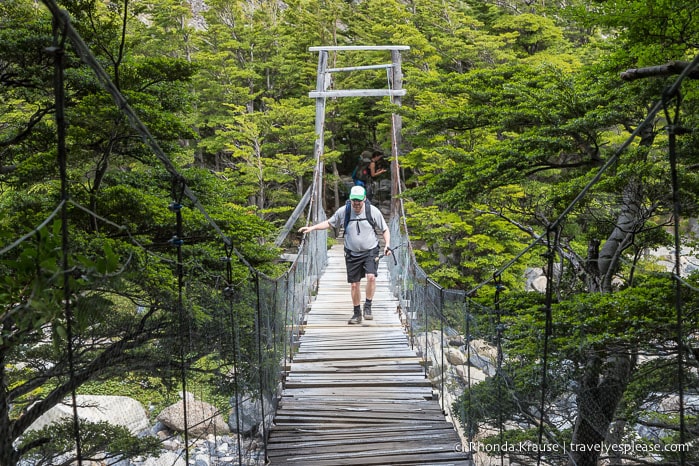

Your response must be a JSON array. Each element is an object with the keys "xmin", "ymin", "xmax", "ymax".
[{"xmin": 267, "ymin": 243, "xmax": 472, "ymax": 465}]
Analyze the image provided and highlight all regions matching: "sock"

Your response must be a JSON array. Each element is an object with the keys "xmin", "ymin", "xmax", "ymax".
[
  {"xmin": 365, "ymin": 299, "xmax": 372, "ymax": 306},
  {"xmin": 353, "ymin": 305, "xmax": 361, "ymax": 314}
]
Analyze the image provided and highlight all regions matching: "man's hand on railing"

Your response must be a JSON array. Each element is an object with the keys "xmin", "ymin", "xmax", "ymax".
[{"xmin": 376, "ymin": 243, "xmax": 403, "ymax": 266}]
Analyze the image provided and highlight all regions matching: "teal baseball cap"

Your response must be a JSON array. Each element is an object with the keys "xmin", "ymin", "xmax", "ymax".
[{"xmin": 349, "ymin": 186, "xmax": 366, "ymax": 201}]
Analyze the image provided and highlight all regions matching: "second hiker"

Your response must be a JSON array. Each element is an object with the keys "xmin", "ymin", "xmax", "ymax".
[
  {"xmin": 298, "ymin": 185, "xmax": 391, "ymax": 324},
  {"xmin": 352, "ymin": 150, "xmax": 387, "ymax": 200}
]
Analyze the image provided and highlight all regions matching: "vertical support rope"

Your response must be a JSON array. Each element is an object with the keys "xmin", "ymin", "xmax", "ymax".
[
  {"xmin": 284, "ymin": 266, "xmax": 295, "ymax": 381},
  {"xmin": 423, "ymin": 276, "xmax": 429, "ymax": 379},
  {"xmin": 664, "ymin": 90, "xmax": 687, "ymax": 465},
  {"xmin": 537, "ymin": 226, "xmax": 557, "ymax": 465},
  {"xmin": 254, "ymin": 273, "xmax": 269, "ymax": 460},
  {"xmin": 169, "ymin": 189, "xmax": 190, "ymax": 466},
  {"xmin": 223, "ymin": 248, "xmax": 244, "ymax": 466},
  {"xmin": 272, "ymin": 280, "xmax": 279, "ymax": 361},
  {"xmin": 439, "ymin": 288, "xmax": 445, "ymax": 412},
  {"xmin": 464, "ymin": 296, "xmax": 474, "ymax": 449},
  {"xmin": 52, "ymin": 17, "xmax": 83, "ymax": 465},
  {"xmin": 223, "ymin": 247, "xmax": 243, "ymax": 464},
  {"xmin": 493, "ymin": 275, "xmax": 505, "ymax": 466}
]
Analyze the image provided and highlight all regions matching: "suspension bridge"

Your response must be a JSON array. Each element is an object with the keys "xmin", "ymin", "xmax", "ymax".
[
  {"xmin": 263, "ymin": 45, "xmax": 468, "ymax": 463},
  {"xmin": 266, "ymin": 244, "xmax": 470, "ymax": 465},
  {"xmin": 5, "ymin": 6, "xmax": 698, "ymax": 465}
]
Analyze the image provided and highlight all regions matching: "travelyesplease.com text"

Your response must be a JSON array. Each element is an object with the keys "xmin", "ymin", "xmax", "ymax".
[{"xmin": 455, "ymin": 441, "xmax": 691, "ymax": 456}]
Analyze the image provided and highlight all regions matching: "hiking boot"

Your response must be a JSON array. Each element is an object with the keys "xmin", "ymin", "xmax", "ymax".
[
  {"xmin": 363, "ymin": 303, "xmax": 373, "ymax": 320},
  {"xmin": 348, "ymin": 312, "xmax": 362, "ymax": 324}
]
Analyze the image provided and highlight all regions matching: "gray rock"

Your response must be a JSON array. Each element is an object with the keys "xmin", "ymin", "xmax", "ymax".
[
  {"xmin": 27, "ymin": 395, "xmax": 149, "ymax": 435},
  {"xmin": 157, "ymin": 399, "xmax": 230, "ymax": 435},
  {"xmin": 228, "ymin": 393, "xmax": 273, "ymax": 434},
  {"xmin": 468, "ymin": 352, "xmax": 496, "ymax": 376},
  {"xmin": 140, "ymin": 452, "xmax": 185, "ymax": 466}
]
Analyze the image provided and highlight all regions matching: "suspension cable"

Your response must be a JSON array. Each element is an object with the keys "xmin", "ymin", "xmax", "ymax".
[
  {"xmin": 223, "ymin": 246, "xmax": 244, "ymax": 466},
  {"xmin": 169, "ymin": 180, "xmax": 190, "ymax": 466},
  {"xmin": 537, "ymin": 226, "xmax": 557, "ymax": 465},
  {"xmin": 493, "ymin": 275, "xmax": 505, "ymax": 466},
  {"xmin": 51, "ymin": 15, "xmax": 83, "ymax": 465},
  {"xmin": 663, "ymin": 86, "xmax": 687, "ymax": 465}
]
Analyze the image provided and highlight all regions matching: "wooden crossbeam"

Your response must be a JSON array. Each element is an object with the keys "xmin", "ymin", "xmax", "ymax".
[{"xmin": 309, "ymin": 89, "xmax": 407, "ymax": 98}]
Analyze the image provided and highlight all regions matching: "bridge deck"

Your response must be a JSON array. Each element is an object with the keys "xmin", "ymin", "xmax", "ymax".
[{"xmin": 267, "ymin": 243, "xmax": 471, "ymax": 465}]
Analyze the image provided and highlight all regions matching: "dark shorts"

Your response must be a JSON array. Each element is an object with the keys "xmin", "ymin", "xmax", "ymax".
[{"xmin": 345, "ymin": 246, "xmax": 380, "ymax": 283}]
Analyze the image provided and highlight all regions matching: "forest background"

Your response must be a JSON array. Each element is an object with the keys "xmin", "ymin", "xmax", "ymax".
[{"xmin": 1, "ymin": 0, "xmax": 699, "ymax": 465}]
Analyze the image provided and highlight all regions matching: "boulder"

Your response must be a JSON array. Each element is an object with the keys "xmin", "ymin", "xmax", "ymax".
[
  {"xmin": 445, "ymin": 347, "xmax": 467, "ymax": 366},
  {"xmin": 454, "ymin": 364, "xmax": 487, "ymax": 384},
  {"xmin": 140, "ymin": 451, "xmax": 186, "ymax": 466},
  {"xmin": 448, "ymin": 335, "xmax": 465, "ymax": 347},
  {"xmin": 524, "ymin": 267, "xmax": 544, "ymax": 291},
  {"xmin": 468, "ymin": 352, "xmax": 496, "ymax": 376},
  {"xmin": 27, "ymin": 395, "xmax": 149, "ymax": 435},
  {"xmin": 157, "ymin": 399, "xmax": 230, "ymax": 435},
  {"xmin": 228, "ymin": 393, "xmax": 273, "ymax": 435},
  {"xmin": 532, "ymin": 275, "xmax": 548, "ymax": 292}
]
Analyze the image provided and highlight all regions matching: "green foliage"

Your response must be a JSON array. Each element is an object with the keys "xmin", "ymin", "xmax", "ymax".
[
  {"xmin": 456, "ymin": 273, "xmax": 698, "ymax": 459},
  {"xmin": 19, "ymin": 420, "xmax": 161, "ymax": 464},
  {"xmin": 570, "ymin": 0, "xmax": 699, "ymax": 65},
  {"xmin": 403, "ymin": 191, "xmax": 533, "ymax": 290},
  {"xmin": 491, "ymin": 13, "xmax": 567, "ymax": 56}
]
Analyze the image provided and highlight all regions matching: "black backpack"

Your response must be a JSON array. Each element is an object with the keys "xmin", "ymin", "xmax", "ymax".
[{"xmin": 343, "ymin": 198, "xmax": 377, "ymax": 233}]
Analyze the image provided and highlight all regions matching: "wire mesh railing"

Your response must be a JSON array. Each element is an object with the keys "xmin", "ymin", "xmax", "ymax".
[
  {"xmin": 385, "ymin": 207, "xmax": 697, "ymax": 466},
  {"xmin": 0, "ymin": 2, "xmax": 332, "ymax": 463},
  {"xmin": 1, "ymin": 198, "xmax": 327, "ymax": 466}
]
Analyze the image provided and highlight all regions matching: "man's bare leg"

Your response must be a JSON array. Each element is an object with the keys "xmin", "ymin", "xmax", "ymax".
[
  {"xmin": 351, "ymin": 282, "xmax": 362, "ymax": 306},
  {"xmin": 365, "ymin": 274, "xmax": 376, "ymax": 300},
  {"xmin": 363, "ymin": 274, "xmax": 376, "ymax": 320},
  {"xmin": 348, "ymin": 282, "xmax": 363, "ymax": 324}
]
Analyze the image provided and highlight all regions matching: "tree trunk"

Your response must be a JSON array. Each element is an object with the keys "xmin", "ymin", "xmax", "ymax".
[
  {"xmin": 573, "ymin": 157, "xmax": 652, "ymax": 463},
  {"xmin": 606, "ymin": 419, "xmax": 627, "ymax": 465},
  {"xmin": 596, "ymin": 181, "xmax": 648, "ymax": 292},
  {"xmin": 568, "ymin": 351, "xmax": 635, "ymax": 465},
  {"xmin": 0, "ymin": 351, "xmax": 20, "ymax": 466}
]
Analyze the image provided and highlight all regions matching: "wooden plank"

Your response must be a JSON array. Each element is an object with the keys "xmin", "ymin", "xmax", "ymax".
[
  {"xmin": 272, "ymin": 409, "xmax": 449, "ymax": 423},
  {"xmin": 279, "ymin": 387, "xmax": 433, "ymax": 399},
  {"xmin": 268, "ymin": 424, "xmax": 457, "ymax": 441},
  {"xmin": 267, "ymin": 243, "xmax": 471, "ymax": 465},
  {"xmin": 268, "ymin": 449, "xmax": 472, "ymax": 466},
  {"xmin": 327, "ymin": 63, "xmax": 394, "ymax": 73}
]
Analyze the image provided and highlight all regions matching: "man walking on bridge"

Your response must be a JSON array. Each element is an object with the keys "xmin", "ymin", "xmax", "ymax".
[{"xmin": 298, "ymin": 186, "xmax": 391, "ymax": 324}]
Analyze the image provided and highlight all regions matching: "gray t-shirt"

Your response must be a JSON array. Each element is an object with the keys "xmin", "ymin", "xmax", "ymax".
[{"xmin": 328, "ymin": 203, "xmax": 388, "ymax": 253}]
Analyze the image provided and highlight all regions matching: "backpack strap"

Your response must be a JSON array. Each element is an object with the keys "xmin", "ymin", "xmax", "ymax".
[
  {"xmin": 344, "ymin": 200, "xmax": 351, "ymax": 231},
  {"xmin": 344, "ymin": 199, "xmax": 377, "ymax": 232}
]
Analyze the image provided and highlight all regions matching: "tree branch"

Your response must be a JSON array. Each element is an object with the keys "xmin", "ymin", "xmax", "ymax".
[{"xmin": 620, "ymin": 61, "xmax": 699, "ymax": 81}]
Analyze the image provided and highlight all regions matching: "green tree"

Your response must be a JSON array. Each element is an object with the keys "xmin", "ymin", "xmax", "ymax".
[{"xmin": 0, "ymin": 1, "xmax": 280, "ymax": 464}]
